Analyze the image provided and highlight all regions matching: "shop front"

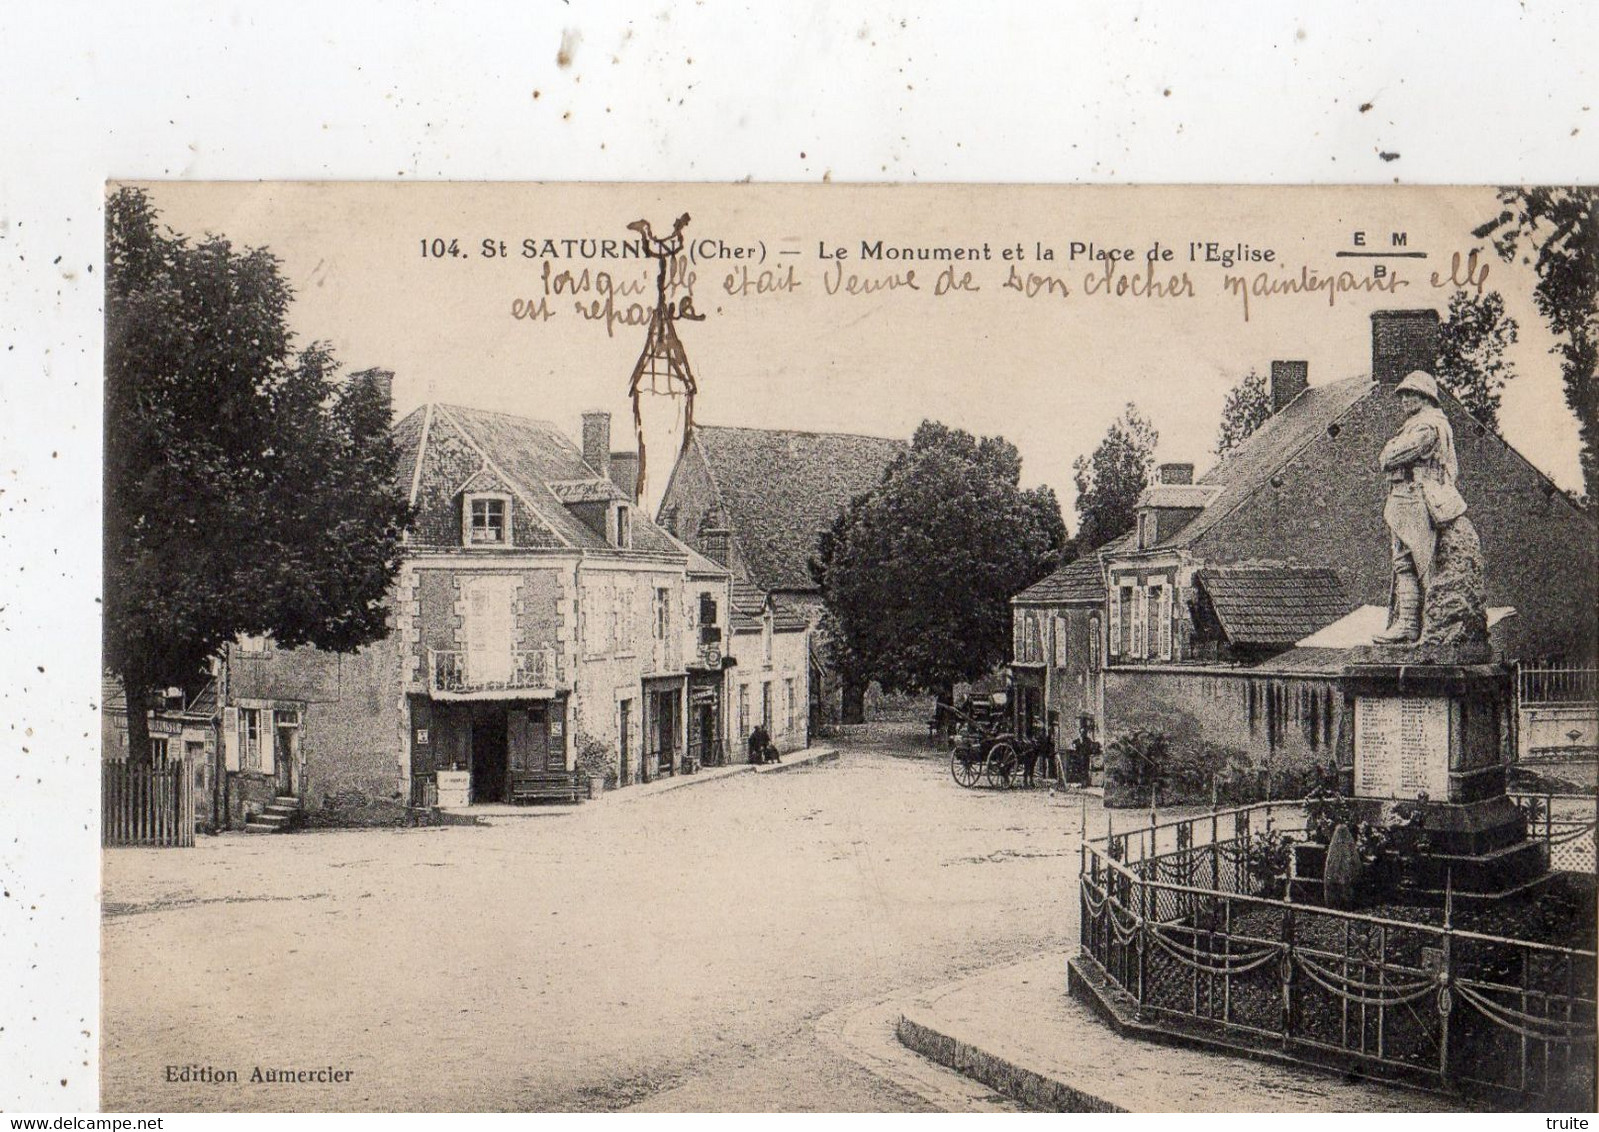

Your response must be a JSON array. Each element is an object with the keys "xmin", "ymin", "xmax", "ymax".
[{"xmin": 408, "ymin": 694, "xmax": 569, "ymax": 806}]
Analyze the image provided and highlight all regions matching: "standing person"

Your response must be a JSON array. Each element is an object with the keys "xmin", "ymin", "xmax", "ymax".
[
  {"xmin": 1374, "ymin": 371, "xmax": 1466, "ymax": 643},
  {"xmin": 1019, "ymin": 739, "xmax": 1039, "ymax": 788}
]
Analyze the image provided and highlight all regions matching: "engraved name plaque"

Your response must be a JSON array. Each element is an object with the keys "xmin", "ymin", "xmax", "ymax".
[{"xmin": 1354, "ymin": 695, "xmax": 1450, "ymax": 800}]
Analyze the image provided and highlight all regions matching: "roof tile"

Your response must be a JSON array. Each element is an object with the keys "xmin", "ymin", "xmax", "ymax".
[
  {"xmin": 694, "ymin": 425, "xmax": 907, "ymax": 592},
  {"xmin": 1194, "ymin": 565, "xmax": 1353, "ymax": 646}
]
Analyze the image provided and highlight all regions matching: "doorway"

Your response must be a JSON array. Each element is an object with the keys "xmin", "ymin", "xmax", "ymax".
[
  {"xmin": 470, "ymin": 712, "xmax": 508, "ymax": 803},
  {"xmin": 274, "ymin": 712, "xmax": 300, "ymax": 798},
  {"xmin": 618, "ymin": 699, "xmax": 632, "ymax": 786},
  {"xmin": 647, "ymin": 686, "xmax": 680, "ymax": 777},
  {"xmin": 507, "ymin": 705, "xmax": 554, "ymax": 775},
  {"xmin": 694, "ymin": 702, "xmax": 717, "ymax": 765}
]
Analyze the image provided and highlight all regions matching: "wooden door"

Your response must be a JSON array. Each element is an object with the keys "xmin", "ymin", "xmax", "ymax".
[{"xmin": 508, "ymin": 707, "xmax": 554, "ymax": 776}]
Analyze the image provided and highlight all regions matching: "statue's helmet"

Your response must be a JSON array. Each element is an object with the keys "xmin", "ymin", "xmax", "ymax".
[{"xmin": 1394, "ymin": 370, "xmax": 1440, "ymax": 404}]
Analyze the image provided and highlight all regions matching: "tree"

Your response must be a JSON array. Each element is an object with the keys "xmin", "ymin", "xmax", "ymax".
[
  {"xmin": 1435, "ymin": 288, "xmax": 1519, "ymax": 430},
  {"xmin": 1214, "ymin": 370, "xmax": 1271, "ymax": 457},
  {"xmin": 1073, "ymin": 403, "xmax": 1159, "ymax": 550},
  {"xmin": 1475, "ymin": 188, "xmax": 1598, "ymax": 502},
  {"xmin": 810, "ymin": 422, "xmax": 1067, "ymax": 721},
  {"xmin": 105, "ymin": 187, "xmax": 412, "ymax": 764}
]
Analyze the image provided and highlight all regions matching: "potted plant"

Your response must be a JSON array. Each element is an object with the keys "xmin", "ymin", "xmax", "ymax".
[{"xmin": 574, "ymin": 734, "xmax": 614, "ymax": 800}]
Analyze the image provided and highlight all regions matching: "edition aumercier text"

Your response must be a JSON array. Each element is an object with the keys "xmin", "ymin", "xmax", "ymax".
[{"xmin": 165, "ymin": 1064, "xmax": 354, "ymax": 1084}]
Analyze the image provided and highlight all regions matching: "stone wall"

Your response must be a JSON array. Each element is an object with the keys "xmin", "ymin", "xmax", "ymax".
[{"xmin": 1102, "ymin": 666, "xmax": 1343, "ymax": 805}]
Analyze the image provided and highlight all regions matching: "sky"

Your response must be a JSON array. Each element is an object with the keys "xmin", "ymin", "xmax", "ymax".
[{"xmin": 131, "ymin": 182, "xmax": 1583, "ymax": 520}]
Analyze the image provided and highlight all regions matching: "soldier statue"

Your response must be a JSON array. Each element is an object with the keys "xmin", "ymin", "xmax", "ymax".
[{"xmin": 1375, "ymin": 371, "xmax": 1471, "ymax": 644}]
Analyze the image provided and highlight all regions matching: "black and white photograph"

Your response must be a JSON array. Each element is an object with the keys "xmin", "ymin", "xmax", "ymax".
[
  {"xmin": 90, "ymin": 182, "xmax": 1596, "ymax": 1112},
  {"xmin": 3, "ymin": 3, "xmax": 1598, "ymax": 1121}
]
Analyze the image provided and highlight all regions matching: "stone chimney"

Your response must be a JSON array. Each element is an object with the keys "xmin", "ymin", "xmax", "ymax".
[
  {"xmin": 1371, "ymin": 309, "xmax": 1440, "ymax": 384},
  {"xmin": 1270, "ymin": 360, "xmax": 1309, "ymax": 413},
  {"xmin": 608, "ymin": 451, "xmax": 639, "ymax": 503},
  {"xmin": 1155, "ymin": 462, "xmax": 1194, "ymax": 485},
  {"xmin": 581, "ymin": 411, "xmax": 612, "ymax": 479}
]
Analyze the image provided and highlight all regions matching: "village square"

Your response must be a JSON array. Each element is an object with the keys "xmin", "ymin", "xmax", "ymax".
[{"xmin": 98, "ymin": 186, "xmax": 1597, "ymax": 1113}]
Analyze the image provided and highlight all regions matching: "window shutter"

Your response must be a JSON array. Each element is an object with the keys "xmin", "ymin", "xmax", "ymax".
[
  {"xmin": 1159, "ymin": 585, "xmax": 1173, "ymax": 660},
  {"xmin": 1108, "ymin": 589, "xmax": 1122, "ymax": 656},
  {"xmin": 263, "ymin": 715, "xmax": 278, "ymax": 777},
  {"xmin": 222, "ymin": 707, "xmax": 239, "ymax": 772},
  {"xmin": 1132, "ymin": 587, "xmax": 1145, "ymax": 658}
]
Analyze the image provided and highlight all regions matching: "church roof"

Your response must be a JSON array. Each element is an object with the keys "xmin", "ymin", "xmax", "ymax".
[{"xmin": 690, "ymin": 425, "xmax": 908, "ymax": 592}]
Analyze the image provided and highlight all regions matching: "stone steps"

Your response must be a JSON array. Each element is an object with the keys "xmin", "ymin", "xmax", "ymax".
[{"xmin": 244, "ymin": 796, "xmax": 302, "ymax": 833}]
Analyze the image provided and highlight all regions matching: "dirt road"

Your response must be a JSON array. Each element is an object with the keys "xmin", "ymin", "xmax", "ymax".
[{"xmin": 102, "ymin": 730, "xmax": 1086, "ymax": 1111}]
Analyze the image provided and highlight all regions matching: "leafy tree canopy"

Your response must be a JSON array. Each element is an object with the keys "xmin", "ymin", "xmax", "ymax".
[
  {"xmin": 1073, "ymin": 403, "xmax": 1159, "ymax": 550},
  {"xmin": 1475, "ymin": 188, "xmax": 1597, "ymax": 502},
  {"xmin": 1435, "ymin": 288, "xmax": 1519, "ymax": 430},
  {"xmin": 1214, "ymin": 370, "xmax": 1271, "ymax": 457},
  {"xmin": 105, "ymin": 187, "xmax": 412, "ymax": 761},
  {"xmin": 810, "ymin": 421, "xmax": 1067, "ymax": 703}
]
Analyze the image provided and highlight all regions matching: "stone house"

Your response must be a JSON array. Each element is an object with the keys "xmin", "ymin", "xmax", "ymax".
[
  {"xmin": 1009, "ymin": 557, "xmax": 1107, "ymax": 753},
  {"xmin": 214, "ymin": 399, "xmax": 778, "ymax": 823},
  {"xmin": 1014, "ymin": 308, "xmax": 1598, "ymax": 792},
  {"xmin": 100, "ymin": 675, "xmax": 219, "ymax": 828},
  {"xmin": 656, "ymin": 424, "xmax": 908, "ymax": 727},
  {"xmin": 726, "ymin": 581, "xmax": 812, "ymax": 758}
]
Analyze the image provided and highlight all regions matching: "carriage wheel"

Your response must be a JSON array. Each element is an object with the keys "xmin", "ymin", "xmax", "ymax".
[
  {"xmin": 985, "ymin": 743, "xmax": 1017, "ymax": 788},
  {"xmin": 951, "ymin": 751, "xmax": 981, "ymax": 788}
]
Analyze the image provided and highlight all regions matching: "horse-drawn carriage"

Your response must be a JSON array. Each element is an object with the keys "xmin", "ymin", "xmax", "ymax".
[{"xmin": 945, "ymin": 693, "xmax": 1050, "ymax": 789}]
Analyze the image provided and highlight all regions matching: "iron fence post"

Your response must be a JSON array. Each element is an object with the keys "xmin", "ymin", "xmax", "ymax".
[
  {"xmin": 1438, "ymin": 870, "xmax": 1454, "ymax": 1085},
  {"xmin": 1281, "ymin": 857, "xmax": 1296, "ymax": 1050},
  {"xmin": 1136, "ymin": 870, "xmax": 1148, "ymax": 1018}
]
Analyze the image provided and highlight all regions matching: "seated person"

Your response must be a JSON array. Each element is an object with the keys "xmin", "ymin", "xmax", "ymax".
[{"xmin": 748, "ymin": 724, "xmax": 776, "ymax": 764}]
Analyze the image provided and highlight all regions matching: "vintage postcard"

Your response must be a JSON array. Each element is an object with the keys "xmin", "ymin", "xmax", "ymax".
[{"xmin": 98, "ymin": 182, "xmax": 1596, "ymax": 1113}]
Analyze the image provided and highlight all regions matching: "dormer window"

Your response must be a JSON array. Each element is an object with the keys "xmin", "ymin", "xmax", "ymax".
[
  {"xmin": 1138, "ymin": 511, "xmax": 1153, "ymax": 550},
  {"xmin": 464, "ymin": 493, "xmax": 511, "ymax": 547},
  {"xmin": 614, "ymin": 504, "xmax": 632, "ymax": 549}
]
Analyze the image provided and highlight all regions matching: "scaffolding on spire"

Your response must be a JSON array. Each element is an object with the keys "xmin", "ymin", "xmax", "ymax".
[{"xmin": 625, "ymin": 213, "xmax": 703, "ymax": 508}]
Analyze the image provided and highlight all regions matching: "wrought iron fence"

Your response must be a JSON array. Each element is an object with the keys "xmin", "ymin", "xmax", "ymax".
[
  {"xmin": 1077, "ymin": 801, "xmax": 1596, "ymax": 1106},
  {"xmin": 1517, "ymin": 662, "xmax": 1599, "ymax": 706},
  {"xmin": 428, "ymin": 648, "xmax": 560, "ymax": 695},
  {"xmin": 1509, "ymin": 791, "xmax": 1598, "ymax": 875}
]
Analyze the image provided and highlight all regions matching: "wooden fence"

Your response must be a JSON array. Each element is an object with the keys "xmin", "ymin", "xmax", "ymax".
[{"xmin": 102, "ymin": 759, "xmax": 195, "ymax": 847}]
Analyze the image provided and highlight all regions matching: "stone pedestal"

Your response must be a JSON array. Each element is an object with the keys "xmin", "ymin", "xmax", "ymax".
[{"xmin": 1338, "ymin": 661, "xmax": 1545, "ymax": 899}]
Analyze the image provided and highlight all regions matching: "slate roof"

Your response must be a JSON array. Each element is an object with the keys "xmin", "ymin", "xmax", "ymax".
[
  {"xmin": 1193, "ymin": 565, "xmax": 1353, "ymax": 647},
  {"xmin": 396, "ymin": 403, "xmax": 684, "ymax": 556},
  {"xmin": 730, "ymin": 581, "xmax": 768, "ymax": 630},
  {"xmin": 547, "ymin": 478, "xmax": 626, "ymax": 504},
  {"xmin": 1013, "ymin": 556, "xmax": 1106, "ymax": 605},
  {"xmin": 1138, "ymin": 484, "xmax": 1221, "ymax": 510},
  {"xmin": 728, "ymin": 580, "xmax": 807, "ymax": 632},
  {"xmin": 100, "ymin": 675, "xmax": 216, "ymax": 718},
  {"xmin": 1162, "ymin": 375, "xmax": 1374, "ymax": 551},
  {"xmin": 690, "ymin": 425, "xmax": 908, "ymax": 592}
]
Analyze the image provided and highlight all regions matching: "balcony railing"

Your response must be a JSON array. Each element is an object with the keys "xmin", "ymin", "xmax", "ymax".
[{"xmin": 428, "ymin": 648, "xmax": 562, "ymax": 697}]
